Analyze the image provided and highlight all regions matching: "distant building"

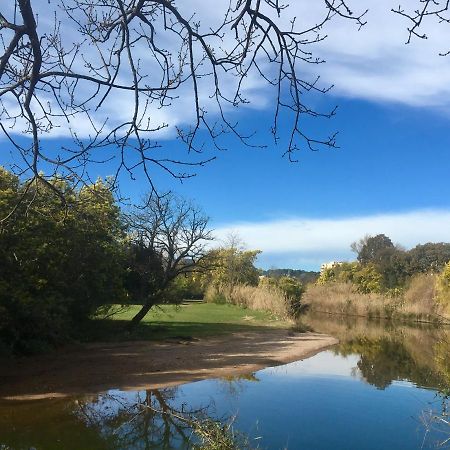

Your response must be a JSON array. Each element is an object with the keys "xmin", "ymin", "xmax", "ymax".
[{"xmin": 320, "ymin": 261, "xmax": 344, "ymax": 273}]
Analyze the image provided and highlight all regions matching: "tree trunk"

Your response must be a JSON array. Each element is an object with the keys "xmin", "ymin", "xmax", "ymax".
[{"xmin": 128, "ymin": 294, "xmax": 160, "ymax": 330}]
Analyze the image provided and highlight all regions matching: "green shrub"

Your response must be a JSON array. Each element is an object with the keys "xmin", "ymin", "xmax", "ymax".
[{"xmin": 0, "ymin": 168, "xmax": 126, "ymax": 354}]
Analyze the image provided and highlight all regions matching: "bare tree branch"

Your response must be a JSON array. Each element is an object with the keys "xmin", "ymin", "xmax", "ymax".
[{"xmin": 1, "ymin": 0, "xmax": 367, "ymax": 197}]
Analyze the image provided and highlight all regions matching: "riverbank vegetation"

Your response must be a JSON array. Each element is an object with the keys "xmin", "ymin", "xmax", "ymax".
[
  {"xmin": 3, "ymin": 164, "xmax": 449, "ymax": 354},
  {"xmin": 0, "ymin": 167, "xmax": 300, "ymax": 355},
  {"xmin": 304, "ymin": 234, "xmax": 450, "ymax": 323}
]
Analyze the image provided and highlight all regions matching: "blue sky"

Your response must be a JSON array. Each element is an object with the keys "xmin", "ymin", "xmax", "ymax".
[
  {"xmin": 2, "ymin": 1, "xmax": 450, "ymax": 270},
  {"xmin": 133, "ymin": 98, "xmax": 450, "ymax": 269}
]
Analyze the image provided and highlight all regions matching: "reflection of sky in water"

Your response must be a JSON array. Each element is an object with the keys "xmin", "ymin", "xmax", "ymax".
[
  {"xmin": 264, "ymin": 351, "xmax": 362, "ymax": 378},
  {"xmin": 1, "ymin": 331, "xmax": 449, "ymax": 450},
  {"xmin": 174, "ymin": 351, "xmax": 446, "ymax": 450}
]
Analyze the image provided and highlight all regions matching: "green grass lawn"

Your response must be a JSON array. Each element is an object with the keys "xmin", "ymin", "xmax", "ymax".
[{"xmin": 83, "ymin": 301, "xmax": 290, "ymax": 342}]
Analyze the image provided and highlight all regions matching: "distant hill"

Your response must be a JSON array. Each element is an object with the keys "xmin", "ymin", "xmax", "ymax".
[{"xmin": 260, "ymin": 268, "xmax": 319, "ymax": 284}]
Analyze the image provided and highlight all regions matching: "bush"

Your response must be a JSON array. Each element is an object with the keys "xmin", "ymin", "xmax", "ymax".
[
  {"xmin": 261, "ymin": 276, "xmax": 305, "ymax": 317},
  {"xmin": 0, "ymin": 169, "xmax": 126, "ymax": 354}
]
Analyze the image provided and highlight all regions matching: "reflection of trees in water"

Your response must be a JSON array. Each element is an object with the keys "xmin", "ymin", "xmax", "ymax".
[
  {"xmin": 73, "ymin": 379, "xmax": 257, "ymax": 449},
  {"xmin": 338, "ymin": 337, "xmax": 443, "ymax": 390},
  {"xmin": 303, "ymin": 312, "xmax": 450, "ymax": 446},
  {"xmin": 219, "ymin": 373, "xmax": 260, "ymax": 399},
  {"xmin": 0, "ymin": 378, "xmax": 255, "ymax": 449},
  {"xmin": 303, "ymin": 312, "xmax": 450, "ymax": 391},
  {"xmin": 73, "ymin": 388, "xmax": 208, "ymax": 449}
]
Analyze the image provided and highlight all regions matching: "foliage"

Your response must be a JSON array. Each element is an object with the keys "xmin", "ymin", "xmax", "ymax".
[
  {"xmin": 351, "ymin": 263, "xmax": 383, "ymax": 294},
  {"xmin": 408, "ymin": 243, "xmax": 450, "ymax": 274},
  {"xmin": 316, "ymin": 267, "xmax": 337, "ymax": 285},
  {"xmin": 260, "ymin": 276, "xmax": 305, "ymax": 317},
  {"xmin": 0, "ymin": 167, "xmax": 125, "ymax": 353},
  {"xmin": 375, "ymin": 247, "xmax": 410, "ymax": 289},
  {"xmin": 169, "ymin": 273, "xmax": 205, "ymax": 300},
  {"xmin": 260, "ymin": 268, "xmax": 319, "ymax": 284},
  {"xmin": 342, "ymin": 235, "xmax": 450, "ymax": 295},
  {"xmin": 317, "ymin": 262, "xmax": 382, "ymax": 294},
  {"xmin": 123, "ymin": 243, "xmax": 165, "ymax": 305},
  {"xmin": 436, "ymin": 262, "xmax": 450, "ymax": 312},
  {"xmin": 204, "ymin": 247, "xmax": 261, "ymax": 291},
  {"xmin": 352, "ymin": 234, "xmax": 395, "ymax": 265}
]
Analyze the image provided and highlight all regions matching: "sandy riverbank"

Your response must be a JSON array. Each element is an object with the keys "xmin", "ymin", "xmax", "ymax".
[{"xmin": 0, "ymin": 330, "xmax": 337, "ymax": 401}]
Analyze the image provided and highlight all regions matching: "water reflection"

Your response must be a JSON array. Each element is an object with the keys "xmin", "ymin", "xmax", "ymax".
[
  {"xmin": 301, "ymin": 313, "xmax": 450, "ymax": 392},
  {"xmin": 1, "ymin": 386, "xmax": 241, "ymax": 449},
  {"xmin": 1, "ymin": 316, "xmax": 450, "ymax": 449}
]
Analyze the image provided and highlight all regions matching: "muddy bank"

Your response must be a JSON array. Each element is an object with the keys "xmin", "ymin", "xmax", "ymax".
[{"xmin": 0, "ymin": 330, "xmax": 337, "ymax": 401}]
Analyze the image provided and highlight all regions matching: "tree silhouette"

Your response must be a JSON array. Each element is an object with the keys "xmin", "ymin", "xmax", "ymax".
[{"xmin": 0, "ymin": 0, "xmax": 367, "ymax": 196}]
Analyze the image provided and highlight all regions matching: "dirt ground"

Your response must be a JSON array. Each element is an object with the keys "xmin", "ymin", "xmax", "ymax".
[{"xmin": 0, "ymin": 330, "xmax": 337, "ymax": 401}]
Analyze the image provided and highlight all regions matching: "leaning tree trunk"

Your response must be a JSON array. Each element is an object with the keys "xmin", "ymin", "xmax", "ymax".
[{"xmin": 128, "ymin": 292, "xmax": 161, "ymax": 330}]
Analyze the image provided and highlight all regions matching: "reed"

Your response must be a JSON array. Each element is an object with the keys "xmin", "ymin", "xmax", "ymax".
[
  {"xmin": 205, "ymin": 284, "xmax": 291, "ymax": 320},
  {"xmin": 303, "ymin": 274, "xmax": 448, "ymax": 324}
]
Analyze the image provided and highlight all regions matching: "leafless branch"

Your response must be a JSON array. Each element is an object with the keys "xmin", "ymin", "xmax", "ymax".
[{"xmin": 1, "ymin": 0, "xmax": 367, "ymax": 197}]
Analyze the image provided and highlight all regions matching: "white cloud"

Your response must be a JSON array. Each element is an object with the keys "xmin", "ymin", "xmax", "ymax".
[
  {"xmin": 213, "ymin": 209, "xmax": 450, "ymax": 270},
  {"xmin": 4, "ymin": 1, "xmax": 450, "ymax": 143},
  {"xmin": 281, "ymin": 0, "xmax": 450, "ymax": 108}
]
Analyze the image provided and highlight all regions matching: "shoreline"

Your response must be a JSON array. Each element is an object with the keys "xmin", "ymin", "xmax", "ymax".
[
  {"xmin": 305, "ymin": 307, "xmax": 450, "ymax": 326},
  {"xmin": 0, "ymin": 330, "xmax": 337, "ymax": 401}
]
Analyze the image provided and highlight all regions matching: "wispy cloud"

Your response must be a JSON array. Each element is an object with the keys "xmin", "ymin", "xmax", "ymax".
[
  {"xmin": 213, "ymin": 209, "xmax": 450, "ymax": 270},
  {"xmin": 4, "ymin": 1, "xmax": 450, "ymax": 142}
]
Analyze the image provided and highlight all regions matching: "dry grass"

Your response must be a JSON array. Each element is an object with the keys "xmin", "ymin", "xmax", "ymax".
[
  {"xmin": 205, "ymin": 284, "xmax": 291, "ymax": 320},
  {"xmin": 402, "ymin": 274, "xmax": 439, "ymax": 318},
  {"xmin": 303, "ymin": 275, "xmax": 449, "ymax": 324},
  {"xmin": 303, "ymin": 282, "xmax": 393, "ymax": 318}
]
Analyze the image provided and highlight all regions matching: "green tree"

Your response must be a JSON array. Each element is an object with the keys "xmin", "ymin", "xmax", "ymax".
[
  {"xmin": 436, "ymin": 262, "xmax": 450, "ymax": 313},
  {"xmin": 375, "ymin": 247, "xmax": 410, "ymax": 289},
  {"xmin": 408, "ymin": 243, "xmax": 450, "ymax": 274},
  {"xmin": 353, "ymin": 234, "xmax": 395, "ymax": 265},
  {"xmin": 352, "ymin": 263, "xmax": 382, "ymax": 294},
  {"xmin": 0, "ymin": 168, "xmax": 125, "ymax": 353},
  {"xmin": 206, "ymin": 247, "xmax": 261, "ymax": 291},
  {"xmin": 273, "ymin": 276, "xmax": 305, "ymax": 317}
]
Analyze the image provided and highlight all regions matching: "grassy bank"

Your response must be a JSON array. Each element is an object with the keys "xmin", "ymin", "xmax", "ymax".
[{"xmin": 83, "ymin": 301, "xmax": 291, "ymax": 343}]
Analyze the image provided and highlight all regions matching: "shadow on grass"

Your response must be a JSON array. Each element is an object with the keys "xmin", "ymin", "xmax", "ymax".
[{"xmin": 80, "ymin": 319, "xmax": 282, "ymax": 343}]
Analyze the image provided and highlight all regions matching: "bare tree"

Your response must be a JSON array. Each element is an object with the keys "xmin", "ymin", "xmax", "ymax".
[
  {"xmin": 126, "ymin": 193, "xmax": 213, "ymax": 326},
  {"xmin": 0, "ymin": 0, "xmax": 367, "ymax": 197},
  {"xmin": 393, "ymin": 1, "xmax": 450, "ymax": 53}
]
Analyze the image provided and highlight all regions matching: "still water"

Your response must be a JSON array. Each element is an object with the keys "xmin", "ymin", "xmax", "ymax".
[{"xmin": 1, "ymin": 314, "xmax": 450, "ymax": 449}]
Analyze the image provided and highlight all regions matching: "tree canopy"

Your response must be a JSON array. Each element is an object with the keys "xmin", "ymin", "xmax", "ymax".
[
  {"xmin": 0, "ymin": 167, "xmax": 125, "ymax": 353},
  {"xmin": 352, "ymin": 234, "xmax": 395, "ymax": 265}
]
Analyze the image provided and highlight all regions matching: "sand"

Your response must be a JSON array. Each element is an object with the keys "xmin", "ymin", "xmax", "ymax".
[{"xmin": 0, "ymin": 330, "xmax": 337, "ymax": 401}]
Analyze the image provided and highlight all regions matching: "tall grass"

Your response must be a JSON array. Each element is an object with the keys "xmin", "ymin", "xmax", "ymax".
[
  {"xmin": 303, "ymin": 274, "xmax": 449, "ymax": 324},
  {"xmin": 204, "ymin": 284, "xmax": 291, "ymax": 320}
]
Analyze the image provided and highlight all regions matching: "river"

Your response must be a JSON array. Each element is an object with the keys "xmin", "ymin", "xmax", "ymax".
[{"xmin": 1, "ymin": 313, "xmax": 449, "ymax": 449}]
